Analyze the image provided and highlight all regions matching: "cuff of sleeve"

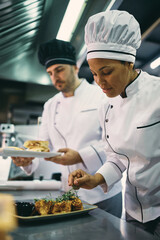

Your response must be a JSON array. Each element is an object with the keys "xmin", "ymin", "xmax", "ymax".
[
  {"xmin": 97, "ymin": 161, "xmax": 122, "ymax": 189},
  {"xmin": 21, "ymin": 158, "xmax": 39, "ymax": 175},
  {"xmin": 79, "ymin": 146, "xmax": 104, "ymax": 173}
]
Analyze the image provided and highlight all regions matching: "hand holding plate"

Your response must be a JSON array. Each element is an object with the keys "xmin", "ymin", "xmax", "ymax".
[
  {"xmin": 11, "ymin": 156, "xmax": 34, "ymax": 167},
  {"xmin": 45, "ymin": 148, "xmax": 83, "ymax": 165}
]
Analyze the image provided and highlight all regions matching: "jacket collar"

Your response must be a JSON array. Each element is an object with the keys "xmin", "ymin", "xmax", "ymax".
[
  {"xmin": 121, "ymin": 70, "xmax": 141, "ymax": 98},
  {"xmin": 60, "ymin": 78, "xmax": 87, "ymax": 99}
]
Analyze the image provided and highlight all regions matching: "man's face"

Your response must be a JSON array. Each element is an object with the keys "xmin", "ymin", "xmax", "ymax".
[{"xmin": 46, "ymin": 64, "xmax": 77, "ymax": 93}]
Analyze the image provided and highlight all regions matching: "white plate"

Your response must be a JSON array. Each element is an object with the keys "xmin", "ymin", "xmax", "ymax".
[{"xmin": 0, "ymin": 147, "xmax": 62, "ymax": 158}]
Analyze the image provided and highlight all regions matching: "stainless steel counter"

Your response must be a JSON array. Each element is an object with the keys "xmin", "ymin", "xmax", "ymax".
[{"xmin": 1, "ymin": 190, "xmax": 155, "ymax": 240}]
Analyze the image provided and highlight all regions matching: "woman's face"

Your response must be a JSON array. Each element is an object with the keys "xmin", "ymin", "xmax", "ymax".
[{"xmin": 88, "ymin": 58, "xmax": 134, "ymax": 98}]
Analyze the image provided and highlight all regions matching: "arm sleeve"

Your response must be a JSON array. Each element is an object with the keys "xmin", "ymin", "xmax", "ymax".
[
  {"xmin": 97, "ymin": 153, "xmax": 126, "ymax": 192},
  {"xmin": 79, "ymin": 140, "xmax": 107, "ymax": 174},
  {"xmin": 21, "ymin": 158, "xmax": 40, "ymax": 175}
]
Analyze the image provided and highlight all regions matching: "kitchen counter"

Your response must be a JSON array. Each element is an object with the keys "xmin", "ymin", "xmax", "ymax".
[{"xmin": 1, "ymin": 190, "xmax": 155, "ymax": 240}]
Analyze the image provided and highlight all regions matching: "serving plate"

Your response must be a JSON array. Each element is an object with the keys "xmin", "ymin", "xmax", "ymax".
[
  {"xmin": 14, "ymin": 202, "xmax": 97, "ymax": 223},
  {"xmin": 0, "ymin": 147, "xmax": 62, "ymax": 158}
]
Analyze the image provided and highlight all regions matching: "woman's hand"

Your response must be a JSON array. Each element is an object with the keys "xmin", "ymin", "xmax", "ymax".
[
  {"xmin": 11, "ymin": 157, "xmax": 34, "ymax": 167},
  {"xmin": 45, "ymin": 148, "xmax": 83, "ymax": 165},
  {"xmin": 68, "ymin": 169, "xmax": 105, "ymax": 190}
]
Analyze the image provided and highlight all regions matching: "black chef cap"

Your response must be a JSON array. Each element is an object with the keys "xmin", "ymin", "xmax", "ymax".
[{"xmin": 38, "ymin": 39, "xmax": 76, "ymax": 69}]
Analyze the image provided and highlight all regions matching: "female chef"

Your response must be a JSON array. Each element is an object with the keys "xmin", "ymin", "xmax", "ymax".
[{"xmin": 68, "ymin": 10, "xmax": 160, "ymax": 238}]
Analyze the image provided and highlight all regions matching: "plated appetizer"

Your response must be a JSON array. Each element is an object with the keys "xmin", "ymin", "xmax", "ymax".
[{"xmin": 15, "ymin": 190, "xmax": 83, "ymax": 217}]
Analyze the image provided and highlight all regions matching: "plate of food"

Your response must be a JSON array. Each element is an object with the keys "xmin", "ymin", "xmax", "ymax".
[
  {"xmin": 14, "ymin": 190, "xmax": 97, "ymax": 223},
  {"xmin": 0, "ymin": 140, "xmax": 62, "ymax": 158}
]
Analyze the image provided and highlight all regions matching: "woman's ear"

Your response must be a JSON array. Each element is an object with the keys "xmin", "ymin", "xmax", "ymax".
[{"xmin": 129, "ymin": 62, "xmax": 134, "ymax": 70}]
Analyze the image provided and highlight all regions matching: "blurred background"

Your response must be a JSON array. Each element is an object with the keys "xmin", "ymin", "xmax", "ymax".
[
  {"xmin": 0, "ymin": 0, "xmax": 160, "ymax": 125},
  {"xmin": 0, "ymin": 0, "xmax": 160, "ymax": 181}
]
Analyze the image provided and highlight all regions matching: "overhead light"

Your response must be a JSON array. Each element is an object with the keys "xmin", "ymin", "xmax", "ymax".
[
  {"xmin": 78, "ymin": 43, "xmax": 87, "ymax": 59},
  {"xmin": 77, "ymin": 43, "xmax": 87, "ymax": 67},
  {"xmin": 104, "ymin": 0, "xmax": 116, "ymax": 10},
  {"xmin": 39, "ymin": 75, "xmax": 51, "ymax": 85},
  {"xmin": 56, "ymin": 0, "xmax": 87, "ymax": 41},
  {"xmin": 150, "ymin": 57, "xmax": 160, "ymax": 69}
]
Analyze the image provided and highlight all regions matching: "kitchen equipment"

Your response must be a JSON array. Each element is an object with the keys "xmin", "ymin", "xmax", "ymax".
[{"xmin": 0, "ymin": 124, "xmax": 15, "ymax": 147}]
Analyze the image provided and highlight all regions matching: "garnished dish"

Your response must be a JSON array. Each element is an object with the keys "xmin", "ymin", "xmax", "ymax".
[
  {"xmin": 15, "ymin": 190, "xmax": 83, "ymax": 217},
  {"xmin": 14, "ymin": 190, "xmax": 97, "ymax": 222}
]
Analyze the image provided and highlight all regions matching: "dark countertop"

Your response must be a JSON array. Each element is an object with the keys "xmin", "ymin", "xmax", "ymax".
[{"xmin": 1, "ymin": 190, "xmax": 155, "ymax": 240}]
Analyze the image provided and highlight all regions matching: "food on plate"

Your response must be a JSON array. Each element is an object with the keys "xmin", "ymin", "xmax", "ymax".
[
  {"xmin": 51, "ymin": 200, "xmax": 72, "ymax": 214},
  {"xmin": 14, "ymin": 202, "xmax": 35, "ymax": 217},
  {"xmin": 71, "ymin": 197, "xmax": 83, "ymax": 211},
  {"xmin": 23, "ymin": 140, "xmax": 50, "ymax": 152},
  {"xmin": 5, "ymin": 146, "xmax": 24, "ymax": 151},
  {"xmin": 34, "ymin": 190, "xmax": 83, "ymax": 215},
  {"xmin": 34, "ymin": 199, "xmax": 54, "ymax": 215}
]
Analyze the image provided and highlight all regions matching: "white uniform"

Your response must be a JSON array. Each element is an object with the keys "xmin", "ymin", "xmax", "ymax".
[
  {"xmin": 24, "ymin": 79, "xmax": 121, "ymax": 204},
  {"xmin": 97, "ymin": 71, "xmax": 160, "ymax": 222}
]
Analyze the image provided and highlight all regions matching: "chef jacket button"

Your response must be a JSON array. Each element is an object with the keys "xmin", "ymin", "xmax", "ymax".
[
  {"xmin": 107, "ymin": 135, "xmax": 109, "ymax": 138},
  {"xmin": 110, "ymin": 105, "xmax": 113, "ymax": 108},
  {"xmin": 54, "ymin": 123, "xmax": 56, "ymax": 125},
  {"xmin": 105, "ymin": 119, "xmax": 108, "ymax": 122},
  {"xmin": 56, "ymin": 112, "xmax": 58, "ymax": 114}
]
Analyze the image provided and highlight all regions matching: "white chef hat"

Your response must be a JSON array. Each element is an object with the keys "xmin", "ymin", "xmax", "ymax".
[{"xmin": 85, "ymin": 10, "xmax": 141, "ymax": 63}]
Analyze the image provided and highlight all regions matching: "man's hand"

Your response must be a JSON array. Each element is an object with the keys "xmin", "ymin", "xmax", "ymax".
[
  {"xmin": 11, "ymin": 157, "xmax": 34, "ymax": 167},
  {"xmin": 68, "ymin": 169, "xmax": 105, "ymax": 190},
  {"xmin": 45, "ymin": 148, "xmax": 83, "ymax": 165}
]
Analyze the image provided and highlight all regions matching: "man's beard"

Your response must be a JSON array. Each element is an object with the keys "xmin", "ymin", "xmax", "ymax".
[{"xmin": 62, "ymin": 69, "xmax": 76, "ymax": 93}]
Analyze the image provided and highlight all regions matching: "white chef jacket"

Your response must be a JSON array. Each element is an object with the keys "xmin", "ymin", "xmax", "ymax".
[
  {"xmin": 97, "ymin": 70, "xmax": 160, "ymax": 223},
  {"xmin": 24, "ymin": 79, "xmax": 121, "ymax": 204}
]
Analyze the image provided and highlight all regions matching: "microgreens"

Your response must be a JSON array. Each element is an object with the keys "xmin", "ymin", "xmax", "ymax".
[{"xmin": 34, "ymin": 189, "xmax": 78, "ymax": 203}]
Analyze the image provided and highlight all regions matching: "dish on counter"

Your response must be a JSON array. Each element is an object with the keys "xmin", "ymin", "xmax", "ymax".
[
  {"xmin": 14, "ymin": 190, "xmax": 97, "ymax": 222},
  {"xmin": 14, "ymin": 202, "xmax": 97, "ymax": 222}
]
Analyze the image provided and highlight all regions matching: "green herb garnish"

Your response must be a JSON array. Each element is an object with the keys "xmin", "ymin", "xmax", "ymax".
[
  {"xmin": 55, "ymin": 190, "xmax": 78, "ymax": 202},
  {"xmin": 34, "ymin": 193, "xmax": 55, "ymax": 203},
  {"xmin": 34, "ymin": 190, "xmax": 78, "ymax": 203}
]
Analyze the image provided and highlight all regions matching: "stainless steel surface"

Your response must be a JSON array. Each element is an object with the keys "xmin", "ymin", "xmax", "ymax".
[{"xmin": 1, "ymin": 190, "xmax": 155, "ymax": 240}]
